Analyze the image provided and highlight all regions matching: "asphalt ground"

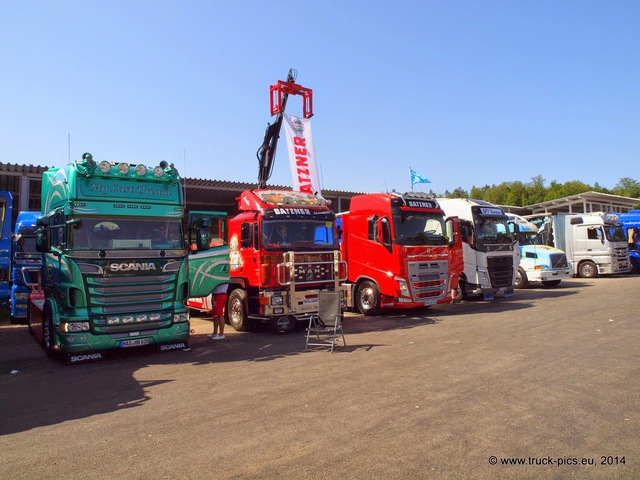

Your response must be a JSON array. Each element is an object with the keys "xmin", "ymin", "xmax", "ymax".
[{"xmin": 0, "ymin": 276, "xmax": 638, "ymax": 480}]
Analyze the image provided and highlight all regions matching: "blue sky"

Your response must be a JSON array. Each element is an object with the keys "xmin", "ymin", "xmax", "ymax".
[{"xmin": 1, "ymin": 1, "xmax": 638, "ymax": 195}]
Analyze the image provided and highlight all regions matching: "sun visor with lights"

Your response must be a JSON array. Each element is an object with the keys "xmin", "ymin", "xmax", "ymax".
[
  {"xmin": 239, "ymin": 189, "xmax": 330, "ymax": 211},
  {"xmin": 75, "ymin": 152, "xmax": 179, "ymax": 183},
  {"xmin": 394, "ymin": 191, "xmax": 440, "ymax": 210}
]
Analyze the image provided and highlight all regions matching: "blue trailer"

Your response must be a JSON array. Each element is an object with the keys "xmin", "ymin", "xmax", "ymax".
[
  {"xmin": 10, "ymin": 211, "xmax": 42, "ymax": 323},
  {"xmin": 616, "ymin": 209, "xmax": 640, "ymax": 274},
  {"xmin": 0, "ymin": 191, "xmax": 13, "ymax": 308}
]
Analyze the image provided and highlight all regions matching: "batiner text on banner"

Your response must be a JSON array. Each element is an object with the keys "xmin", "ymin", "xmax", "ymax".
[{"xmin": 284, "ymin": 114, "xmax": 321, "ymax": 196}]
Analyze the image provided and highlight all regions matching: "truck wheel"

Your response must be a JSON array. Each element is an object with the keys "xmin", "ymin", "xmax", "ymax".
[
  {"xmin": 227, "ymin": 289, "xmax": 250, "ymax": 332},
  {"xmin": 578, "ymin": 261, "xmax": 597, "ymax": 278},
  {"xmin": 42, "ymin": 309, "xmax": 56, "ymax": 358},
  {"xmin": 541, "ymin": 280, "xmax": 561, "ymax": 287},
  {"xmin": 355, "ymin": 280, "xmax": 380, "ymax": 316},
  {"xmin": 514, "ymin": 267, "xmax": 529, "ymax": 289},
  {"xmin": 630, "ymin": 259, "xmax": 639, "ymax": 275}
]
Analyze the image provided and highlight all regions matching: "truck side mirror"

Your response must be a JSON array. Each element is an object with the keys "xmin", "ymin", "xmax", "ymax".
[
  {"xmin": 445, "ymin": 217, "xmax": 460, "ymax": 247},
  {"xmin": 378, "ymin": 217, "xmax": 392, "ymax": 251},
  {"xmin": 35, "ymin": 227, "xmax": 49, "ymax": 252},
  {"xmin": 510, "ymin": 222, "xmax": 520, "ymax": 244},
  {"xmin": 197, "ymin": 228, "xmax": 211, "ymax": 251}
]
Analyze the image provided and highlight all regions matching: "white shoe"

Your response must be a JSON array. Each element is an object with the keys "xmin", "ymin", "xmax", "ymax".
[{"xmin": 212, "ymin": 335, "xmax": 225, "ymax": 340}]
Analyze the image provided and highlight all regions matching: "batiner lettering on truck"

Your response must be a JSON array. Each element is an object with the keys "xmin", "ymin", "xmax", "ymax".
[
  {"xmin": 294, "ymin": 136, "xmax": 313, "ymax": 194},
  {"xmin": 274, "ymin": 208, "xmax": 311, "ymax": 215}
]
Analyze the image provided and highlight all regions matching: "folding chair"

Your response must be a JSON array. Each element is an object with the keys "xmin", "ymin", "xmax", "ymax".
[{"xmin": 305, "ymin": 290, "xmax": 346, "ymax": 352}]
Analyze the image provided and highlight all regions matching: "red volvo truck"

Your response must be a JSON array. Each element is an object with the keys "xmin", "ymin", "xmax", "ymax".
[{"xmin": 338, "ymin": 192, "xmax": 462, "ymax": 315}]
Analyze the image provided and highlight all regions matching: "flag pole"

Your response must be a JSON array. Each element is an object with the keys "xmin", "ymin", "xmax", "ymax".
[{"xmin": 409, "ymin": 166, "xmax": 413, "ymax": 192}]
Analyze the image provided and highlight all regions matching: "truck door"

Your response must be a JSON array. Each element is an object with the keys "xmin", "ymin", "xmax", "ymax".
[{"xmin": 575, "ymin": 225, "xmax": 603, "ymax": 256}]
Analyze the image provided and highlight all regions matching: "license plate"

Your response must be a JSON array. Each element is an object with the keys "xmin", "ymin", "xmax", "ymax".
[{"xmin": 120, "ymin": 338, "xmax": 150, "ymax": 348}]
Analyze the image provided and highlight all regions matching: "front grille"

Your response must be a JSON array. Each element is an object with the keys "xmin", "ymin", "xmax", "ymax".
[
  {"xmin": 550, "ymin": 253, "xmax": 568, "ymax": 269},
  {"xmin": 487, "ymin": 255, "xmax": 513, "ymax": 288},
  {"xmin": 615, "ymin": 248, "xmax": 629, "ymax": 259},
  {"xmin": 84, "ymin": 269, "xmax": 178, "ymax": 332},
  {"xmin": 408, "ymin": 260, "xmax": 447, "ymax": 301},
  {"xmin": 278, "ymin": 251, "xmax": 346, "ymax": 287}
]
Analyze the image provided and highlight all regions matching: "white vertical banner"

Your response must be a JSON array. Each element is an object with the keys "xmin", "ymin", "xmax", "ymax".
[{"xmin": 283, "ymin": 113, "xmax": 321, "ymax": 196}]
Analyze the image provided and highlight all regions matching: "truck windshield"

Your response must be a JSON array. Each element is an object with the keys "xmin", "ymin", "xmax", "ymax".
[
  {"xmin": 262, "ymin": 219, "xmax": 338, "ymax": 250},
  {"xmin": 392, "ymin": 213, "xmax": 447, "ymax": 246},
  {"xmin": 517, "ymin": 232, "xmax": 543, "ymax": 246},
  {"xmin": 474, "ymin": 216, "xmax": 512, "ymax": 244},
  {"xmin": 605, "ymin": 225, "xmax": 627, "ymax": 242},
  {"xmin": 14, "ymin": 236, "xmax": 38, "ymax": 255},
  {"xmin": 69, "ymin": 216, "xmax": 184, "ymax": 250}
]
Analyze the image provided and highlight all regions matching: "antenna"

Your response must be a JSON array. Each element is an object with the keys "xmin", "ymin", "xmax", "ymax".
[
  {"xmin": 183, "ymin": 148, "xmax": 187, "ymax": 204},
  {"xmin": 68, "ymin": 133, "xmax": 71, "ymax": 164}
]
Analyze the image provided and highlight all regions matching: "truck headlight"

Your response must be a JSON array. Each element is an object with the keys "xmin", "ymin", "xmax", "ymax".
[
  {"xmin": 271, "ymin": 296, "xmax": 284, "ymax": 305},
  {"xmin": 478, "ymin": 270, "xmax": 491, "ymax": 287},
  {"xmin": 173, "ymin": 313, "xmax": 189, "ymax": 323},
  {"xmin": 61, "ymin": 322, "xmax": 90, "ymax": 333},
  {"xmin": 395, "ymin": 278, "xmax": 410, "ymax": 297}
]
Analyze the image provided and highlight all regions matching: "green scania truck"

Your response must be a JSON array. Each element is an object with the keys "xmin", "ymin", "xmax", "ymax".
[{"xmin": 29, "ymin": 153, "xmax": 227, "ymax": 363}]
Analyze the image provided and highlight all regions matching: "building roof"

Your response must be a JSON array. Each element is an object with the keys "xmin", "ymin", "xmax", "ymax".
[{"xmin": 524, "ymin": 191, "xmax": 640, "ymax": 214}]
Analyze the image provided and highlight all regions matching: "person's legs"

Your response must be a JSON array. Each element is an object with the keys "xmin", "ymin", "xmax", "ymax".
[{"xmin": 213, "ymin": 318, "xmax": 225, "ymax": 339}]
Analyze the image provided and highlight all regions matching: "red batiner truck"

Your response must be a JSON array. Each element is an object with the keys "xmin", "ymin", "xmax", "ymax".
[
  {"xmin": 338, "ymin": 191, "xmax": 463, "ymax": 315},
  {"xmin": 224, "ymin": 69, "xmax": 347, "ymax": 333},
  {"xmin": 226, "ymin": 189, "xmax": 347, "ymax": 332}
]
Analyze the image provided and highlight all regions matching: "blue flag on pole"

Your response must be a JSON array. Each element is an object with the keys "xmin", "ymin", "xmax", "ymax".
[{"xmin": 410, "ymin": 168, "xmax": 431, "ymax": 185}]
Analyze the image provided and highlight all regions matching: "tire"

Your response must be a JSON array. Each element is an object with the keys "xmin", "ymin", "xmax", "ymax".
[
  {"xmin": 355, "ymin": 280, "xmax": 380, "ymax": 316},
  {"xmin": 514, "ymin": 267, "xmax": 529, "ymax": 289},
  {"xmin": 578, "ymin": 261, "xmax": 598, "ymax": 278},
  {"xmin": 42, "ymin": 306, "xmax": 56, "ymax": 358},
  {"xmin": 541, "ymin": 280, "xmax": 561, "ymax": 287},
  {"xmin": 630, "ymin": 259, "xmax": 639, "ymax": 275},
  {"xmin": 227, "ymin": 289, "xmax": 250, "ymax": 332}
]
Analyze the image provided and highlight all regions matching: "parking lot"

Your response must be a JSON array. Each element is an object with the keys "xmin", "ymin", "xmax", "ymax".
[{"xmin": 0, "ymin": 276, "xmax": 638, "ymax": 480}]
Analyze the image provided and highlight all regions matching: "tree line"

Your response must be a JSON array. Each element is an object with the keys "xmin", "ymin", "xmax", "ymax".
[{"xmin": 436, "ymin": 176, "xmax": 640, "ymax": 207}]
